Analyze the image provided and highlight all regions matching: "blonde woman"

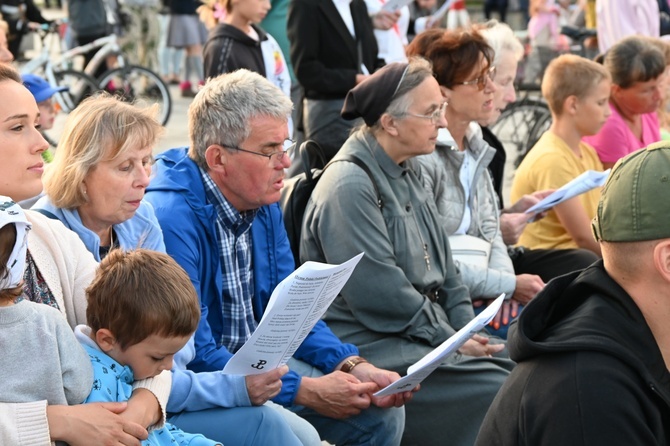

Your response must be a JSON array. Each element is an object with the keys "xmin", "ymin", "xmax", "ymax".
[{"xmin": 33, "ymin": 94, "xmax": 165, "ymax": 260}]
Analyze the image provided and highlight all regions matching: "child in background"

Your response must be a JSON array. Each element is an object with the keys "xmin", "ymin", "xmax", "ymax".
[
  {"xmin": 202, "ymin": 0, "xmax": 291, "ymax": 135},
  {"xmin": 74, "ymin": 248, "xmax": 221, "ymax": 446},
  {"xmin": 524, "ymin": 0, "xmax": 570, "ymax": 84},
  {"xmin": 21, "ymin": 73, "xmax": 67, "ymax": 159},
  {"xmin": 511, "ymin": 54, "xmax": 609, "ymax": 256},
  {"xmin": 0, "ymin": 195, "xmax": 93, "ymax": 407},
  {"xmin": 202, "ymin": 0, "xmax": 290, "ymax": 99}
]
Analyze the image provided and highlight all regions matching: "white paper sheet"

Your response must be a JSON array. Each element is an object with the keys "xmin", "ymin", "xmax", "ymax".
[
  {"xmin": 381, "ymin": 0, "xmax": 413, "ymax": 12},
  {"xmin": 525, "ymin": 169, "xmax": 610, "ymax": 215},
  {"xmin": 373, "ymin": 294, "xmax": 505, "ymax": 397},
  {"xmin": 223, "ymin": 253, "xmax": 364, "ymax": 375}
]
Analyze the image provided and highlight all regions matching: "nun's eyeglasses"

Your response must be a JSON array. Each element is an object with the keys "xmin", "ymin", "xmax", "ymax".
[{"xmin": 405, "ymin": 101, "xmax": 448, "ymax": 125}]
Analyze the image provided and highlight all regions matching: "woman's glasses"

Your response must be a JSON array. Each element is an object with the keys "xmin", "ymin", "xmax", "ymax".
[{"xmin": 456, "ymin": 66, "xmax": 497, "ymax": 91}]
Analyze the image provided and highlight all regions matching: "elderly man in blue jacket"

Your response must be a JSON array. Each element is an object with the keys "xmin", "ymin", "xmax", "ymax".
[{"xmin": 146, "ymin": 69, "xmax": 410, "ymax": 446}]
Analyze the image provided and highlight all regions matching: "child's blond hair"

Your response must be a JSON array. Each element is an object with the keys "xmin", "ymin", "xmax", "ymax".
[{"xmin": 541, "ymin": 54, "xmax": 610, "ymax": 116}]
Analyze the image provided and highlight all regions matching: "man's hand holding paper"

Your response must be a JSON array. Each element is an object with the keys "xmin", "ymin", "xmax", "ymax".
[
  {"xmin": 223, "ymin": 254, "xmax": 363, "ymax": 376},
  {"xmin": 245, "ymin": 365, "xmax": 289, "ymax": 406}
]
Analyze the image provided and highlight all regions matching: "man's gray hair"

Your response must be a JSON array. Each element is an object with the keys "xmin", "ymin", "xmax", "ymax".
[{"xmin": 188, "ymin": 69, "xmax": 293, "ymax": 169}]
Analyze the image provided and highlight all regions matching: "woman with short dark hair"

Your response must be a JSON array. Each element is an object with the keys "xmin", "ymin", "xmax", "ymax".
[{"xmin": 584, "ymin": 35, "xmax": 665, "ymax": 168}]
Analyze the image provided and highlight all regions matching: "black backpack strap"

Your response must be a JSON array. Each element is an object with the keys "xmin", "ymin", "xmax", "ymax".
[
  {"xmin": 33, "ymin": 208, "xmax": 59, "ymax": 220},
  {"xmin": 328, "ymin": 155, "xmax": 383, "ymax": 210}
]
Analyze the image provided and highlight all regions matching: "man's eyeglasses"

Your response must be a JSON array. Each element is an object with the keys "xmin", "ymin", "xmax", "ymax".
[
  {"xmin": 405, "ymin": 101, "xmax": 448, "ymax": 125},
  {"xmin": 225, "ymin": 139, "xmax": 295, "ymax": 163},
  {"xmin": 456, "ymin": 66, "xmax": 497, "ymax": 91}
]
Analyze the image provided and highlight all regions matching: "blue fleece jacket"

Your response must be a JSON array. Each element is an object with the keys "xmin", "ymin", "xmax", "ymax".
[
  {"xmin": 32, "ymin": 196, "xmax": 166, "ymax": 261},
  {"xmin": 145, "ymin": 148, "xmax": 358, "ymax": 406},
  {"xmin": 75, "ymin": 327, "xmax": 220, "ymax": 446},
  {"xmin": 168, "ymin": 337, "xmax": 250, "ymax": 412}
]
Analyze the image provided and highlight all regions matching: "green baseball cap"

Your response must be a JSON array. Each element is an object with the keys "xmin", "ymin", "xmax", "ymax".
[{"xmin": 592, "ymin": 141, "xmax": 670, "ymax": 242}]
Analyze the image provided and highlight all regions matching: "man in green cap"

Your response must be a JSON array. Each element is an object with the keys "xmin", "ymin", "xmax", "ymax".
[{"xmin": 475, "ymin": 141, "xmax": 670, "ymax": 445}]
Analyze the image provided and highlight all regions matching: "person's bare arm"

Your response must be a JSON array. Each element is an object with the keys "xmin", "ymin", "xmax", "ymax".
[
  {"xmin": 512, "ymin": 274, "xmax": 545, "ymax": 305},
  {"xmin": 371, "ymin": 10, "xmax": 401, "ymax": 30},
  {"xmin": 47, "ymin": 403, "xmax": 147, "ymax": 446},
  {"xmin": 554, "ymin": 197, "xmax": 601, "ymax": 256},
  {"xmin": 348, "ymin": 362, "xmax": 416, "ymax": 409},
  {"xmin": 458, "ymin": 334, "xmax": 505, "ymax": 357},
  {"xmin": 501, "ymin": 190, "xmax": 554, "ymax": 245},
  {"xmin": 120, "ymin": 389, "xmax": 162, "ymax": 429},
  {"xmin": 126, "ymin": 369, "xmax": 172, "ymax": 429}
]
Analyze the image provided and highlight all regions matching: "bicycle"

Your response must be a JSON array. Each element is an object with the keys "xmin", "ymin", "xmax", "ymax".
[
  {"xmin": 490, "ymin": 86, "xmax": 551, "ymax": 169},
  {"xmin": 20, "ymin": 22, "xmax": 102, "ymax": 113},
  {"xmin": 21, "ymin": 23, "xmax": 172, "ymax": 125},
  {"xmin": 75, "ymin": 32, "xmax": 172, "ymax": 126}
]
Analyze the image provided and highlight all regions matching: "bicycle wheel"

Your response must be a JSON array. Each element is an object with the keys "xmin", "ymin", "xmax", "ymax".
[
  {"xmin": 52, "ymin": 69, "xmax": 101, "ymax": 113},
  {"xmin": 98, "ymin": 65, "xmax": 172, "ymax": 125},
  {"xmin": 490, "ymin": 99, "xmax": 551, "ymax": 168}
]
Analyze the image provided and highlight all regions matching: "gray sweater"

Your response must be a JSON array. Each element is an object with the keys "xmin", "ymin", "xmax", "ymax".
[
  {"xmin": 0, "ymin": 299, "xmax": 93, "ymax": 406},
  {"xmin": 301, "ymin": 129, "xmax": 474, "ymax": 368}
]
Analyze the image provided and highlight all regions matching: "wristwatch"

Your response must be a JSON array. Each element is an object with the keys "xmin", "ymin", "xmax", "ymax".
[{"xmin": 340, "ymin": 356, "xmax": 368, "ymax": 373}]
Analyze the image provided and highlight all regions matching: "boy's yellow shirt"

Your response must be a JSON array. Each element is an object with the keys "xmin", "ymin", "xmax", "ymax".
[{"xmin": 511, "ymin": 130, "xmax": 604, "ymax": 250}]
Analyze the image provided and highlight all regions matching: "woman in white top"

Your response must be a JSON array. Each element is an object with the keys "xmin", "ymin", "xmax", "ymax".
[{"xmin": 0, "ymin": 62, "xmax": 168, "ymax": 446}]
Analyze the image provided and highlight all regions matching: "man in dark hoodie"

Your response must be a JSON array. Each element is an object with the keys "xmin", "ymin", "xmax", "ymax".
[{"xmin": 476, "ymin": 141, "xmax": 670, "ymax": 446}]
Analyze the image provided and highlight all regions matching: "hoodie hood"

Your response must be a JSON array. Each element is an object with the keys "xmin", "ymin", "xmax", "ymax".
[
  {"xmin": 147, "ymin": 147, "xmax": 217, "ymax": 226},
  {"xmin": 149, "ymin": 147, "xmax": 200, "ymax": 197},
  {"xmin": 509, "ymin": 261, "xmax": 670, "ymax": 403}
]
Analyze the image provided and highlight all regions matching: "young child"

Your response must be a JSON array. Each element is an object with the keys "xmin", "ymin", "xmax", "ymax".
[
  {"xmin": 21, "ymin": 73, "xmax": 67, "ymax": 159},
  {"xmin": 0, "ymin": 195, "xmax": 93, "ymax": 406},
  {"xmin": 75, "ymin": 248, "xmax": 221, "ymax": 446},
  {"xmin": 511, "ymin": 54, "xmax": 610, "ymax": 256},
  {"xmin": 202, "ymin": 0, "xmax": 290, "ymax": 105}
]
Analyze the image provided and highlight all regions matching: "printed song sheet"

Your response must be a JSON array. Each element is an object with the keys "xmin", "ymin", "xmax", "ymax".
[
  {"xmin": 525, "ymin": 169, "xmax": 610, "ymax": 215},
  {"xmin": 374, "ymin": 294, "xmax": 505, "ymax": 397},
  {"xmin": 223, "ymin": 253, "xmax": 364, "ymax": 375}
]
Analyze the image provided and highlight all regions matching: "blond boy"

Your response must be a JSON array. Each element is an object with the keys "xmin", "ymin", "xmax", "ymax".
[{"xmin": 511, "ymin": 54, "xmax": 610, "ymax": 256}]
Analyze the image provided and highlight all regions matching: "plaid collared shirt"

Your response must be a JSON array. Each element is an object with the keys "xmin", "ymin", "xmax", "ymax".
[{"xmin": 200, "ymin": 168, "xmax": 258, "ymax": 353}]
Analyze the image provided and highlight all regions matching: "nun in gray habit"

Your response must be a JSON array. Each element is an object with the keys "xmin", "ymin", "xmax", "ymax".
[{"xmin": 300, "ymin": 57, "xmax": 515, "ymax": 446}]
